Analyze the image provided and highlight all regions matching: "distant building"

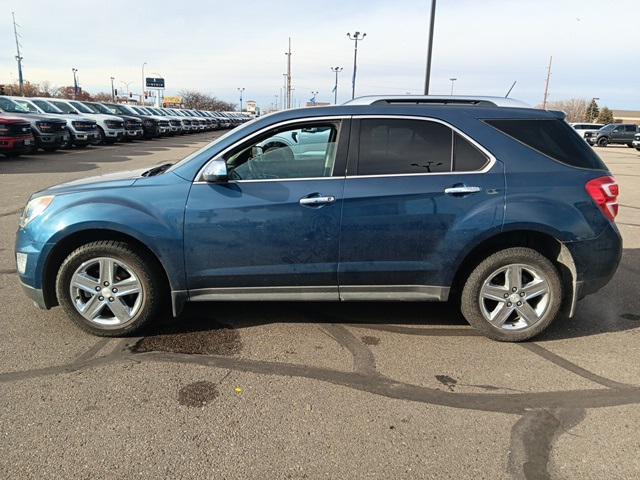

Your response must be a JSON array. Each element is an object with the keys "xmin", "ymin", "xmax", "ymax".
[
  {"xmin": 612, "ymin": 110, "xmax": 640, "ymax": 124},
  {"xmin": 245, "ymin": 100, "xmax": 257, "ymax": 115}
]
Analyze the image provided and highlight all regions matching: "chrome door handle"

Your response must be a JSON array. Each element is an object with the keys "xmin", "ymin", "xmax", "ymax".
[
  {"xmin": 299, "ymin": 195, "xmax": 336, "ymax": 206},
  {"xmin": 444, "ymin": 186, "xmax": 482, "ymax": 195}
]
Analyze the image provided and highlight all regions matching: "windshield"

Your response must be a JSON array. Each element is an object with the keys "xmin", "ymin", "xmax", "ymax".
[
  {"xmin": 88, "ymin": 103, "xmax": 114, "ymax": 114},
  {"xmin": 132, "ymin": 107, "xmax": 148, "ymax": 115},
  {"xmin": 69, "ymin": 101, "xmax": 94, "ymax": 114},
  {"xmin": 78, "ymin": 102, "xmax": 101, "ymax": 114},
  {"xmin": 32, "ymin": 99, "xmax": 63, "ymax": 114},
  {"xmin": 0, "ymin": 97, "xmax": 30, "ymax": 113},
  {"xmin": 11, "ymin": 99, "xmax": 39, "ymax": 113},
  {"xmin": 105, "ymin": 104, "xmax": 133, "ymax": 115},
  {"xmin": 50, "ymin": 101, "xmax": 77, "ymax": 114},
  {"xmin": 168, "ymin": 116, "xmax": 260, "ymax": 174}
]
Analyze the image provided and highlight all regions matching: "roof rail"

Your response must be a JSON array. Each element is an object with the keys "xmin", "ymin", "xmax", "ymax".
[{"xmin": 343, "ymin": 95, "xmax": 530, "ymax": 108}]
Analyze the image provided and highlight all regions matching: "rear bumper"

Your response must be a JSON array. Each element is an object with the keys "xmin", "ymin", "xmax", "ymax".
[{"xmin": 565, "ymin": 222, "xmax": 622, "ymax": 299}]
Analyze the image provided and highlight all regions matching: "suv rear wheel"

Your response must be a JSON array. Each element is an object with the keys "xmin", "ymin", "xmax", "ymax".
[
  {"xmin": 56, "ymin": 240, "xmax": 165, "ymax": 336},
  {"xmin": 461, "ymin": 247, "xmax": 562, "ymax": 341}
]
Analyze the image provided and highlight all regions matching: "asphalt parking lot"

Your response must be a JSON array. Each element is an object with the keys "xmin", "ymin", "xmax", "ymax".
[{"xmin": 1, "ymin": 136, "xmax": 639, "ymax": 479}]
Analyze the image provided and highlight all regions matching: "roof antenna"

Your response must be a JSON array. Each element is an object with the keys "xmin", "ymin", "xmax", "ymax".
[{"xmin": 505, "ymin": 80, "xmax": 516, "ymax": 98}]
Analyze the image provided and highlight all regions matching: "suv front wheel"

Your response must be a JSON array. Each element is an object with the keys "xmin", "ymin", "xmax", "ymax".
[
  {"xmin": 597, "ymin": 137, "xmax": 608, "ymax": 147},
  {"xmin": 461, "ymin": 247, "xmax": 562, "ymax": 341},
  {"xmin": 56, "ymin": 240, "xmax": 165, "ymax": 336}
]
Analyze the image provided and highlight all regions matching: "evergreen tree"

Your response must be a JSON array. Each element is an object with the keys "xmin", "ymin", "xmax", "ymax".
[
  {"xmin": 584, "ymin": 99, "xmax": 599, "ymax": 122},
  {"xmin": 597, "ymin": 107, "xmax": 614, "ymax": 124}
]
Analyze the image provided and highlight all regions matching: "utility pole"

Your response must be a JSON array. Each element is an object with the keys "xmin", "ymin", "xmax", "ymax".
[
  {"xmin": 237, "ymin": 87, "xmax": 245, "ymax": 111},
  {"xmin": 347, "ymin": 31, "xmax": 366, "ymax": 99},
  {"xmin": 141, "ymin": 62, "xmax": 147, "ymax": 106},
  {"xmin": 330, "ymin": 66, "xmax": 343, "ymax": 104},
  {"xmin": 12, "ymin": 12, "xmax": 24, "ymax": 96},
  {"xmin": 542, "ymin": 56, "xmax": 552, "ymax": 109},
  {"xmin": 424, "ymin": 0, "xmax": 437, "ymax": 95},
  {"xmin": 285, "ymin": 37, "xmax": 292, "ymax": 109},
  {"xmin": 72, "ymin": 68, "xmax": 79, "ymax": 99},
  {"xmin": 110, "ymin": 77, "xmax": 115, "ymax": 101},
  {"xmin": 449, "ymin": 77, "xmax": 457, "ymax": 95}
]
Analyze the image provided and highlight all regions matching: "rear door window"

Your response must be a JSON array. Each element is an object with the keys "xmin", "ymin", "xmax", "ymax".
[{"xmin": 486, "ymin": 119, "xmax": 606, "ymax": 170}]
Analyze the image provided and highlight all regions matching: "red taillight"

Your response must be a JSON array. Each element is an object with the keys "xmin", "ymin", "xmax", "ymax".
[{"xmin": 585, "ymin": 176, "xmax": 619, "ymax": 222}]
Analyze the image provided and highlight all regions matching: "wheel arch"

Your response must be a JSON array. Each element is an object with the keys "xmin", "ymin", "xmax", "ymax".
[
  {"xmin": 42, "ymin": 228, "xmax": 171, "ymax": 310},
  {"xmin": 450, "ymin": 229, "xmax": 577, "ymax": 316}
]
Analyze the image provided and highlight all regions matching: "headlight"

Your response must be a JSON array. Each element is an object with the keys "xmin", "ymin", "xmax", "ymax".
[{"xmin": 19, "ymin": 195, "xmax": 54, "ymax": 228}]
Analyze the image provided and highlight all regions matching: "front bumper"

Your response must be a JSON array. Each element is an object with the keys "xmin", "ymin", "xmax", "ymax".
[
  {"xmin": 36, "ymin": 132, "xmax": 65, "ymax": 147},
  {"xmin": 125, "ymin": 129, "xmax": 144, "ymax": 139},
  {"xmin": 158, "ymin": 126, "xmax": 171, "ymax": 135},
  {"xmin": 72, "ymin": 131, "xmax": 99, "ymax": 145},
  {"xmin": 19, "ymin": 279, "xmax": 47, "ymax": 310},
  {"xmin": 0, "ymin": 135, "xmax": 34, "ymax": 153},
  {"xmin": 104, "ymin": 128, "xmax": 125, "ymax": 141}
]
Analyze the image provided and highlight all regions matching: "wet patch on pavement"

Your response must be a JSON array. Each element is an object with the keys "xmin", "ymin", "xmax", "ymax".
[
  {"xmin": 133, "ymin": 319, "xmax": 242, "ymax": 355},
  {"xmin": 178, "ymin": 381, "xmax": 219, "ymax": 407},
  {"xmin": 620, "ymin": 313, "xmax": 640, "ymax": 321},
  {"xmin": 435, "ymin": 375, "xmax": 457, "ymax": 391},
  {"xmin": 361, "ymin": 335, "xmax": 380, "ymax": 346}
]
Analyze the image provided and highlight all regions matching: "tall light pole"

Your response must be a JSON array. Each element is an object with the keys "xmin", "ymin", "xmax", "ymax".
[
  {"xmin": 285, "ymin": 37, "xmax": 292, "ymax": 109},
  {"xmin": 12, "ymin": 12, "xmax": 24, "ymax": 96},
  {"xmin": 237, "ymin": 87, "xmax": 245, "ymax": 112},
  {"xmin": 141, "ymin": 62, "xmax": 147, "ymax": 105},
  {"xmin": 449, "ymin": 77, "xmax": 457, "ymax": 95},
  {"xmin": 330, "ymin": 66, "xmax": 343, "ymax": 104},
  {"xmin": 542, "ymin": 56, "xmax": 552, "ymax": 110},
  {"xmin": 110, "ymin": 77, "xmax": 115, "ymax": 101},
  {"xmin": 72, "ymin": 68, "xmax": 79, "ymax": 99},
  {"xmin": 424, "ymin": 0, "xmax": 437, "ymax": 94},
  {"xmin": 121, "ymin": 81, "xmax": 133, "ymax": 100},
  {"xmin": 347, "ymin": 31, "xmax": 366, "ymax": 99}
]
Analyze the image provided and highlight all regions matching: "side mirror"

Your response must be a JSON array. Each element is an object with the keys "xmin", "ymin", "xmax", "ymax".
[{"xmin": 202, "ymin": 159, "xmax": 228, "ymax": 183}]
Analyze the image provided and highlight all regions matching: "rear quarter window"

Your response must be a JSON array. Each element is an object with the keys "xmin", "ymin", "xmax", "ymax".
[{"xmin": 486, "ymin": 119, "xmax": 607, "ymax": 170}]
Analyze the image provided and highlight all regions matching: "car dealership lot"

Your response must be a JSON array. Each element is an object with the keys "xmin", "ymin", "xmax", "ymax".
[{"xmin": 1, "ymin": 139, "xmax": 639, "ymax": 478}]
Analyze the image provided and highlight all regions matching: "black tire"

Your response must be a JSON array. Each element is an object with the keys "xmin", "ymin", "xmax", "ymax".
[
  {"xmin": 460, "ymin": 247, "xmax": 563, "ymax": 342},
  {"xmin": 62, "ymin": 129, "xmax": 73, "ymax": 149},
  {"xmin": 626, "ymin": 143, "xmax": 633, "ymax": 148},
  {"xmin": 42, "ymin": 146, "xmax": 59, "ymax": 152},
  {"xmin": 2, "ymin": 151, "xmax": 21, "ymax": 158},
  {"xmin": 55, "ymin": 240, "xmax": 167, "ymax": 336},
  {"xmin": 635, "ymin": 148, "xmax": 640, "ymax": 152},
  {"xmin": 97, "ymin": 126, "xmax": 106, "ymax": 144},
  {"xmin": 597, "ymin": 137, "xmax": 608, "ymax": 147}
]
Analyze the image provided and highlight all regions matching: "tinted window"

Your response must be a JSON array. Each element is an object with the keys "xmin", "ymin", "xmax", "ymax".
[
  {"xmin": 225, "ymin": 123, "xmax": 339, "ymax": 180},
  {"xmin": 486, "ymin": 119, "xmax": 606, "ymax": 170},
  {"xmin": 453, "ymin": 133, "xmax": 488, "ymax": 171},
  {"xmin": 358, "ymin": 119, "xmax": 452, "ymax": 175},
  {"xmin": 625, "ymin": 125, "xmax": 637, "ymax": 132}
]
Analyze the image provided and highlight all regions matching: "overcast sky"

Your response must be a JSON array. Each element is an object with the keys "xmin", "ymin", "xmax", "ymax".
[{"xmin": 2, "ymin": 0, "xmax": 638, "ymax": 110}]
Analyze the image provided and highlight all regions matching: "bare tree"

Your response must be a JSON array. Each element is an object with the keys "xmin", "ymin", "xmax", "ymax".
[
  {"xmin": 179, "ymin": 89, "xmax": 236, "ymax": 111},
  {"xmin": 543, "ymin": 98, "xmax": 590, "ymax": 122},
  {"xmin": 92, "ymin": 92, "xmax": 113, "ymax": 101}
]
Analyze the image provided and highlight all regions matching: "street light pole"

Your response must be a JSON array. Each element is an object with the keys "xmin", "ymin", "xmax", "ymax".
[
  {"xmin": 72, "ymin": 68, "xmax": 79, "ymax": 99},
  {"xmin": 347, "ymin": 31, "xmax": 366, "ymax": 99},
  {"xmin": 141, "ymin": 62, "xmax": 147, "ymax": 106},
  {"xmin": 237, "ymin": 87, "xmax": 245, "ymax": 112},
  {"xmin": 330, "ymin": 67, "xmax": 343, "ymax": 104},
  {"xmin": 449, "ymin": 77, "xmax": 457, "ymax": 95},
  {"xmin": 424, "ymin": 0, "xmax": 437, "ymax": 94},
  {"xmin": 110, "ymin": 77, "xmax": 115, "ymax": 101}
]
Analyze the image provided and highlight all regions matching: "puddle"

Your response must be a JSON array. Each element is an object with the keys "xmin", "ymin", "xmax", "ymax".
[
  {"xmin": 178, "ymin": 381, "xmax": 219, "ymax": 407},
  {"xmin": 361, "ymin": 335, "xmax": 380, "ymax": 346},
  {"xmin": 133, "ymin": 319, "xmax": 242, "ymax": 355},
  {"xmin": 620, "ymin": 313, "xmax": 640, "ymax": 321}
]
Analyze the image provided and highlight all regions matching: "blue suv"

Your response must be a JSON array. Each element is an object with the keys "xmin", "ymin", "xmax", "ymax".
[{"xmin": 15, "ymin": 96, "xmax": 622, "ymax": 341}]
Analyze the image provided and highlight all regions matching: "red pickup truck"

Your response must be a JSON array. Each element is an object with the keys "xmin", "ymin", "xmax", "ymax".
[{"xmin": 0, "ymin": 115, "xmax": 34, "ymax": 157}]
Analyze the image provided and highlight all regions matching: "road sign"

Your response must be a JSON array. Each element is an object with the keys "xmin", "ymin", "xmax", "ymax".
[{"xmin": 145, "ymin": 77, "xmax": 165, "ymax": 88}]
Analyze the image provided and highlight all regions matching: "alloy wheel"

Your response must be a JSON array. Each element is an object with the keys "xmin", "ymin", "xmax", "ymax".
[
  {"xmin": 479, "ymin": 263, "xmax": 551, "ymax": 331},
  {"xmin": 69, "ymin": 256, "xmax": 144, "ymax": 328}
]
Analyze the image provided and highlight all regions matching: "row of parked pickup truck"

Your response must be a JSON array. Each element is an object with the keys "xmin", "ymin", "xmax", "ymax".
[{"xmin": 0, "ymin": 95, "xmax": 251, "ymax": 157}]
